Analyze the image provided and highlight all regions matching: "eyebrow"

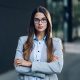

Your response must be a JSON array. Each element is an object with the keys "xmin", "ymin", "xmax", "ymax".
[{"xmin": 34, "ymin": 17, "xmax": 46, "ymax": 19}]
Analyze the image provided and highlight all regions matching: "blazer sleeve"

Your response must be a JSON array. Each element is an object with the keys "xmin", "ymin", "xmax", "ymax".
[
  {"xmin": 14, "ymin": 36, "xmax": 45, "ymax": 78},
  {"xmin": 14, "ymin": 36, "xmax": 31, "ymax": 73},
  {"xmin": 31, "ymin": 38, "xmax": 63, "ymax": 75},
  {"xmin": 19, "ymin": 72, "xmax": 45, "ymax": 79}
]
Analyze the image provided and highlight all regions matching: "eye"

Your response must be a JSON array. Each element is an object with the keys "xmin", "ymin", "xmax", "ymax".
[
  {"xmin": 42, "ymin": 18, "xmax": 47, "ymax": 21},
  {"xmin": 34, "ymin": 18, "xmax": 39, "ymax": 21},
  {"xmin": 34, "ymin": 18, "xmax": 40, "ymax": 24},
  {"xmin": 34, "ymin": 18, "xmax": 47, "ymax": 24},
  {"xmin": 41, "ymin": 18, "xmax": 47, "ymax": 23}
]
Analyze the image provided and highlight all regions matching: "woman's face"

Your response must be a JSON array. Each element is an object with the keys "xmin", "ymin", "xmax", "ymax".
[{"xmin": 34, "ymin": 12, "xmax": 47, "ymax": 33}]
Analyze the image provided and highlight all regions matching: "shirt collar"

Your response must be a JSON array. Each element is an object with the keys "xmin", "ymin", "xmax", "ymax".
[{"xmin": 33, "ymin": 34, "xmax": 46, "ymax": 41}]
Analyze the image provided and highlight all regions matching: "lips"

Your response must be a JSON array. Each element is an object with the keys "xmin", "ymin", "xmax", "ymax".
[{"xmin": 38, "ymin": 26, "xmax": 43, "ymax": 29}]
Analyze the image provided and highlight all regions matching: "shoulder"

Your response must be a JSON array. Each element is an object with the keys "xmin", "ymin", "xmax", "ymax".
[
  {"xmin": 18, "ymin": 35, "xmax": 28, "ymax": 44},
  {"xmin": 52, "ymin": 37, "xmax": 62, "ymax": 42},
  {"xmin": 19, "ymin": 35, "xmax": 28, "ymax": 40},
  {"xmin": 52, "ymin": 37, "xmax": 63, "ymax": 49}
]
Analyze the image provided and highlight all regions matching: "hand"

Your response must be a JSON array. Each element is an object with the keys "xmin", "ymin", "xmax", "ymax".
[
  {"xmin": 52, "ymin": 55, "xmax": 58, "ymax": 61},
  {"xmin": 14, "ymin": 59, "xmax": 32, "ymax": 67}
]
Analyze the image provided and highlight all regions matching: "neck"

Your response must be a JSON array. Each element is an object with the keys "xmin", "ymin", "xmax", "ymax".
[{"xmin": 36, "ymin": 31, "xmax": 45, "ymax": 40}]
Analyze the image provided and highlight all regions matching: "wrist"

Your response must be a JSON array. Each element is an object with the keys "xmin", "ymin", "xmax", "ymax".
[{"xmin": 29, "ymin": 61, "xmax": 32, "ymax": 67}]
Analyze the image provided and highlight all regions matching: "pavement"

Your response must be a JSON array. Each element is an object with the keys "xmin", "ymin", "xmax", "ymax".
[
  {"xmin": 0, "ymin": 41, "xmax": 80, "ymax": 80},
  {"xmin": 59, "ymin": 41, "xmax": 80, "ymax": 80},
  {"xmin": 0, "ymin": 70, "xmax": 17, "ymax": 80}
]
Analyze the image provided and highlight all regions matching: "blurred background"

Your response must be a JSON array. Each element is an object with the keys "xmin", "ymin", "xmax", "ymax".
[{"xmin": 0, "ymin": 0, "xmax": 80, "ymax": 80}]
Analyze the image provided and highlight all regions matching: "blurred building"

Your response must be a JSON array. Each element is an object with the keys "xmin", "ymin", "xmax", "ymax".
[
  {"xmin": 46, "ymin": 0, "xmax": 80, "ymax": 42},
  {"xmin": 72, "ymin": 0, "xmax": 80, "ymax": 40}
]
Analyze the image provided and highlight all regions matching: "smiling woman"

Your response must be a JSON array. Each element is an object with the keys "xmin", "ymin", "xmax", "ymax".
[{"xmin": 14, "ymin": 6, "xmax": 63, "ymax": 80}]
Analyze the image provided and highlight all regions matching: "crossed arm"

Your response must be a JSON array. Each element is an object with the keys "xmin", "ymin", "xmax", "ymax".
[
  {"xmin": 14, "ymin": 37, "xmax": 63, "ymax": 78},
  {"xmin": 14, "ymin": 37, "xmax": 46, "ymax": 78}
]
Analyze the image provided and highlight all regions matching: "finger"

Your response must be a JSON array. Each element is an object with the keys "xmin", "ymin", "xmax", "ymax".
[
  {"xmin": 52, "ymin": 56, "xmax": 58, "ymax": 61},
  {"xmin": 55, "ymin": 56, "xmax": 58, "ymax": 59},
  {"xmin": 15, "ymin": 60, "xmax": 20, "ymax": 65}
]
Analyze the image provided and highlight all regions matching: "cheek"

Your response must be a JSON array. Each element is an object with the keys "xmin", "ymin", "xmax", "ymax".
[
  {"xmin": 43, "ymin": 24, "xmax": 47, "ymax": 29},
  {"xmin": 34, "ymin": 24, "xmax": 38, "ymax": 29}
]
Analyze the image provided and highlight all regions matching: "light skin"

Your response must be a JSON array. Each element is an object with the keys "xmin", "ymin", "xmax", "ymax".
[
  {"xmin": 14, "ymin": 12, "xmax": 58, "ymax": 67},
  {"xmin": 34, "ymin": 12, "xmax": 47, "ymax": 40}
]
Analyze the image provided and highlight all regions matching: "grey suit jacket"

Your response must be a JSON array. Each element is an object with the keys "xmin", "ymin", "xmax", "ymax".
[{"xmin": 14, "ymin": 36, "xmax": 63, "ymax": 80}]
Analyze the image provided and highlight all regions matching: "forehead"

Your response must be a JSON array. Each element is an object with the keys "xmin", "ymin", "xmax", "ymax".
[{"xmin": 34, "ymin": 12, "xmax": 46, "ymax": 18}]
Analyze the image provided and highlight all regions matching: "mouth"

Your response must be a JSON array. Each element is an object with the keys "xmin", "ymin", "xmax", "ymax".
[{"xmin": 38, "ymin": 26, "xmax": 43, "ymax": 29}]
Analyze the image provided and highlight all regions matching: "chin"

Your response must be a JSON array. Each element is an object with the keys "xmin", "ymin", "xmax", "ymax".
[{"xmin": 37, "ymin": 29, "xmax": 45, "ymax": 32}]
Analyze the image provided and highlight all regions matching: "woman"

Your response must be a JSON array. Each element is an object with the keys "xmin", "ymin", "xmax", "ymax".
[{"xmin": 14, "ymin": 6, "xmax": 63, "ymax": 80}]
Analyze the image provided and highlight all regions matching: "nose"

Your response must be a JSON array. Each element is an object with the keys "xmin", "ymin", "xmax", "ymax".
[{"xmin": 38, "ymin": 20, "xmax": 42, "ymax": 25}]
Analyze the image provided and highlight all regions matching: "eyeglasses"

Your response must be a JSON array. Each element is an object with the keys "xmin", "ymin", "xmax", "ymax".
[{"xmin": 34, "ymin": 18, "xmax": 47, "ymax": 24}]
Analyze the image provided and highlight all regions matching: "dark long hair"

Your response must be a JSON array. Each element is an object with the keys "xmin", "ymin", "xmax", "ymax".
[{"xmin": 23, "ymin": 6, "xmax": 54, "ymax": 62}]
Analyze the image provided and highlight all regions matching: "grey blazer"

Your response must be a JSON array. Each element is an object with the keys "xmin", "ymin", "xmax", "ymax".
[{"xmin": 14, "ymin": 36, "xmax": 63, "ymax": 80}]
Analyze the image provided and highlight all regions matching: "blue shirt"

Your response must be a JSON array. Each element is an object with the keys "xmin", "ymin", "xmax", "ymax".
[{"xmin": 29, "ymin": 35, "xmax": 46, "ymax": 80}]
